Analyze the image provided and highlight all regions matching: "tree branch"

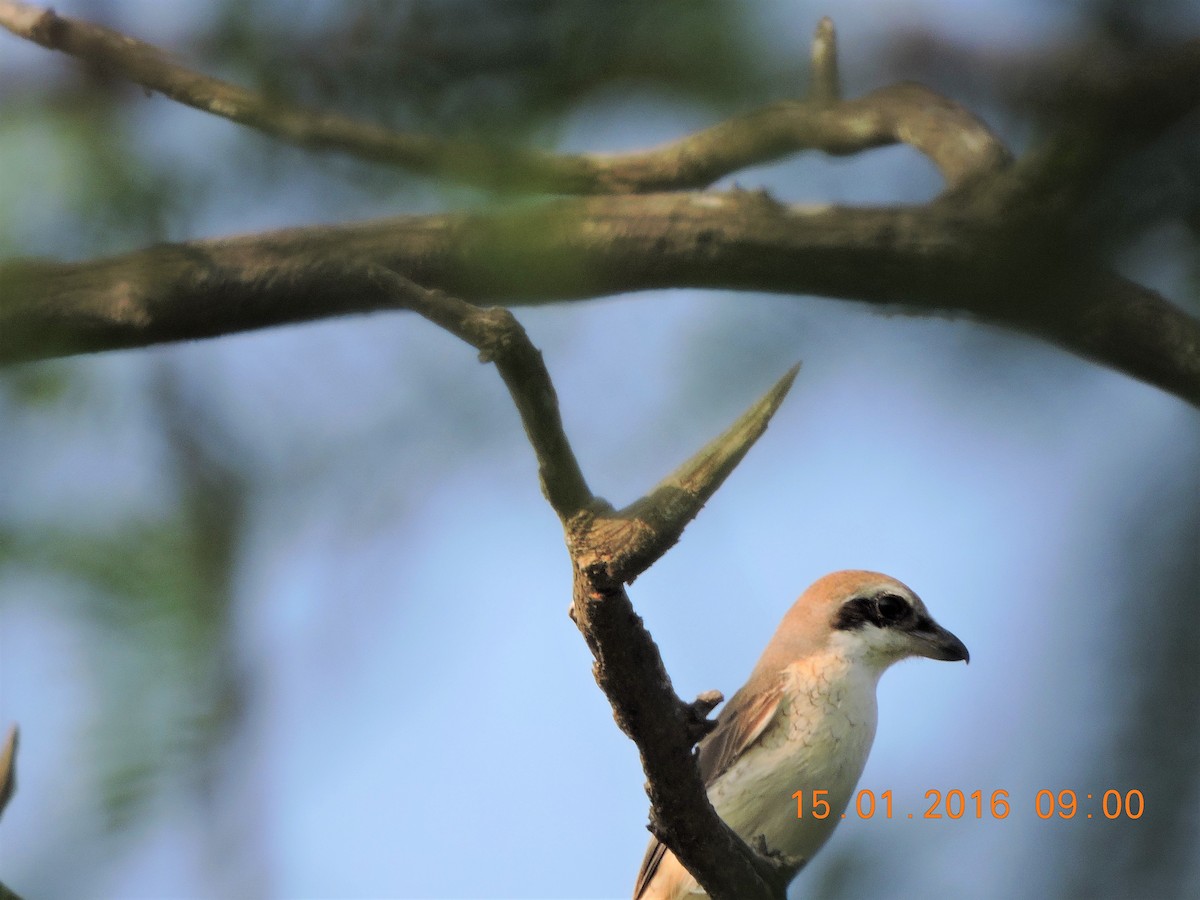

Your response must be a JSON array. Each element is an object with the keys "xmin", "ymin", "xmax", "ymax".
[
  {"xmin": 0, "ymin": 1, "xmax": 1006, "ymax": 193},
  {"xmin": 563, "ymin": 369, "xmax": 801, "ymax": 900},
  {"xmin": 358, "ymin": 265, "xmax": 593, "ymax": 521},
  {"xmin": 350, "ymin": 262, "xmax": 795, "ymax": 898},
  {"xmin": 2, "ymin": 7, "xmax": 1197, "ymax": 405},
  {"xmin": 3, "ymin": 194, "xmax": 1197, "ymax": 407},
  {"xmin": 578, "ymin": 364, "xmax": 801, "ymax": 584},
  {"xmin": 809, "ymin": 18, "xmax": 841, "ymax": 105}
]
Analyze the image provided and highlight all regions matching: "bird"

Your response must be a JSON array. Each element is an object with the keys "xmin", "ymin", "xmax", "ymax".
[{"xmin": 632, "ymin": 570, "xmax": 969, "ymax": 900}]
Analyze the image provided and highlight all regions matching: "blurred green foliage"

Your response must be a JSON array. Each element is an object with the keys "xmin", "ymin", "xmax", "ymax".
[{"xmin": 201, "ymin": 0, "xmax": 770, "ymax": 135}]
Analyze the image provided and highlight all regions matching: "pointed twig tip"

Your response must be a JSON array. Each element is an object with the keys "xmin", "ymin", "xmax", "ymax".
[
  {"xmin": 759, "ymin": 362, "xmax": 802, "ymax": 414},
  {"xmin": 809, "ymin": 18, "xmax": 841, "ymax": 104},
  {"xmin": 602, "ymin": 363, "xmax": 803, "ymax": 582},
  {"xmin": 781, "ymin": 361, "xmax": 802, "ymax": 390}
]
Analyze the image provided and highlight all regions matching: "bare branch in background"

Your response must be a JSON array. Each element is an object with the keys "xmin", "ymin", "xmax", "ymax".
[
  {"xmin": 0, "ymin": 1, "xmax": 1005, "ymax": 193},
  {"xmin": 2, "ymin": 10, "xmax": 1197, "ymax": 408}
]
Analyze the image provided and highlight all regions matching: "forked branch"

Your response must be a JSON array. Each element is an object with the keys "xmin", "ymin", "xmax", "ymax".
[
  {"xmin": 357, "ymin": 262, "xmax": 796, "ymax": 899},
  {"xmin": 575, "ymin": 364, "xmax": 800, "ymax": 585}
]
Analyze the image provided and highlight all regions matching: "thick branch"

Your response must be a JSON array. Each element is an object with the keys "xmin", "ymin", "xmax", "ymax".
[
  {"xmin": 3, "ymin": 195, "xmax": 1197, "ymax": 407},
  {"xmin": 570, "ymin": 577, "xmax": 782, "ymax": 900},
  {"xmin": 0, "ymin": 1, "xmax": 1006, "ymax": 193}
]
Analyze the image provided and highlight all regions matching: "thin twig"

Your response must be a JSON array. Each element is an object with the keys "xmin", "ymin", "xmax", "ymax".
[
  {"xmin": 0, "ymin": 1, "xmax": 1007, "ymax": 193},
  {"xmin": 809, "ymin": 17, "xmax": 841, "ymax": 104},
  {"xmin": 361, "ymin": 266, "xmax": 593, "ymax": 521}
]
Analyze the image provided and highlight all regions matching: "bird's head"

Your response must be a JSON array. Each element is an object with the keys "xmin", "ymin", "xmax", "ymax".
[{"xmin": 763, "ymin": 570, "xmax": 969, "ymax": 673}]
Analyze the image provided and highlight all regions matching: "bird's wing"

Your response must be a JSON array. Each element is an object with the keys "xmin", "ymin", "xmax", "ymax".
[
  {"xmin": 632, "ymin": 835, "xmax": 671, "ymax": 900},
  {"xmin": 632, "ymin": 676, "xmax": 784, "ymax": 899},
  {"xmin": 696, "ymin": 676, "xmax": 783, "ymax": 785}
]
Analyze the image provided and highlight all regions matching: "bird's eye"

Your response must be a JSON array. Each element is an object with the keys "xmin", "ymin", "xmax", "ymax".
[{"xmin": 875, "ymin": 593, "xmax": 909, "ymax": 625}]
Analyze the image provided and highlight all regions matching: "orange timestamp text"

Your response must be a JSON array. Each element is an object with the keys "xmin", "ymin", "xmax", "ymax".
[{"xmin": 792, "ymin": 788, "xmax": 1145, "ymax": 820}]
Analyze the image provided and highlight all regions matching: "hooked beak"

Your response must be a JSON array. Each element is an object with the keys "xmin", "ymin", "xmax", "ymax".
[{"xmin": 910, "ymin": 619, "xmax": 970, "ymax": 664}]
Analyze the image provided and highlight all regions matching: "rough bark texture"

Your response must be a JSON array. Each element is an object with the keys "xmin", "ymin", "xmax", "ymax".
[{"xmin": 3, "ymin": 196, "xmax": 1197, "ymax": 405}]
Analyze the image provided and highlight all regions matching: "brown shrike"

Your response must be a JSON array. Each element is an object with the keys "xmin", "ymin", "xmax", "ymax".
[{"xmin": 633, "ymin": 570, "xmax": 969, "ymax": 900}]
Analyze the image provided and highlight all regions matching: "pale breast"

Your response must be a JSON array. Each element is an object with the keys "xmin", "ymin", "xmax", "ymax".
[{"xmin": 708, "ymin": 654, "xmax": 880, "ymax": 863}]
